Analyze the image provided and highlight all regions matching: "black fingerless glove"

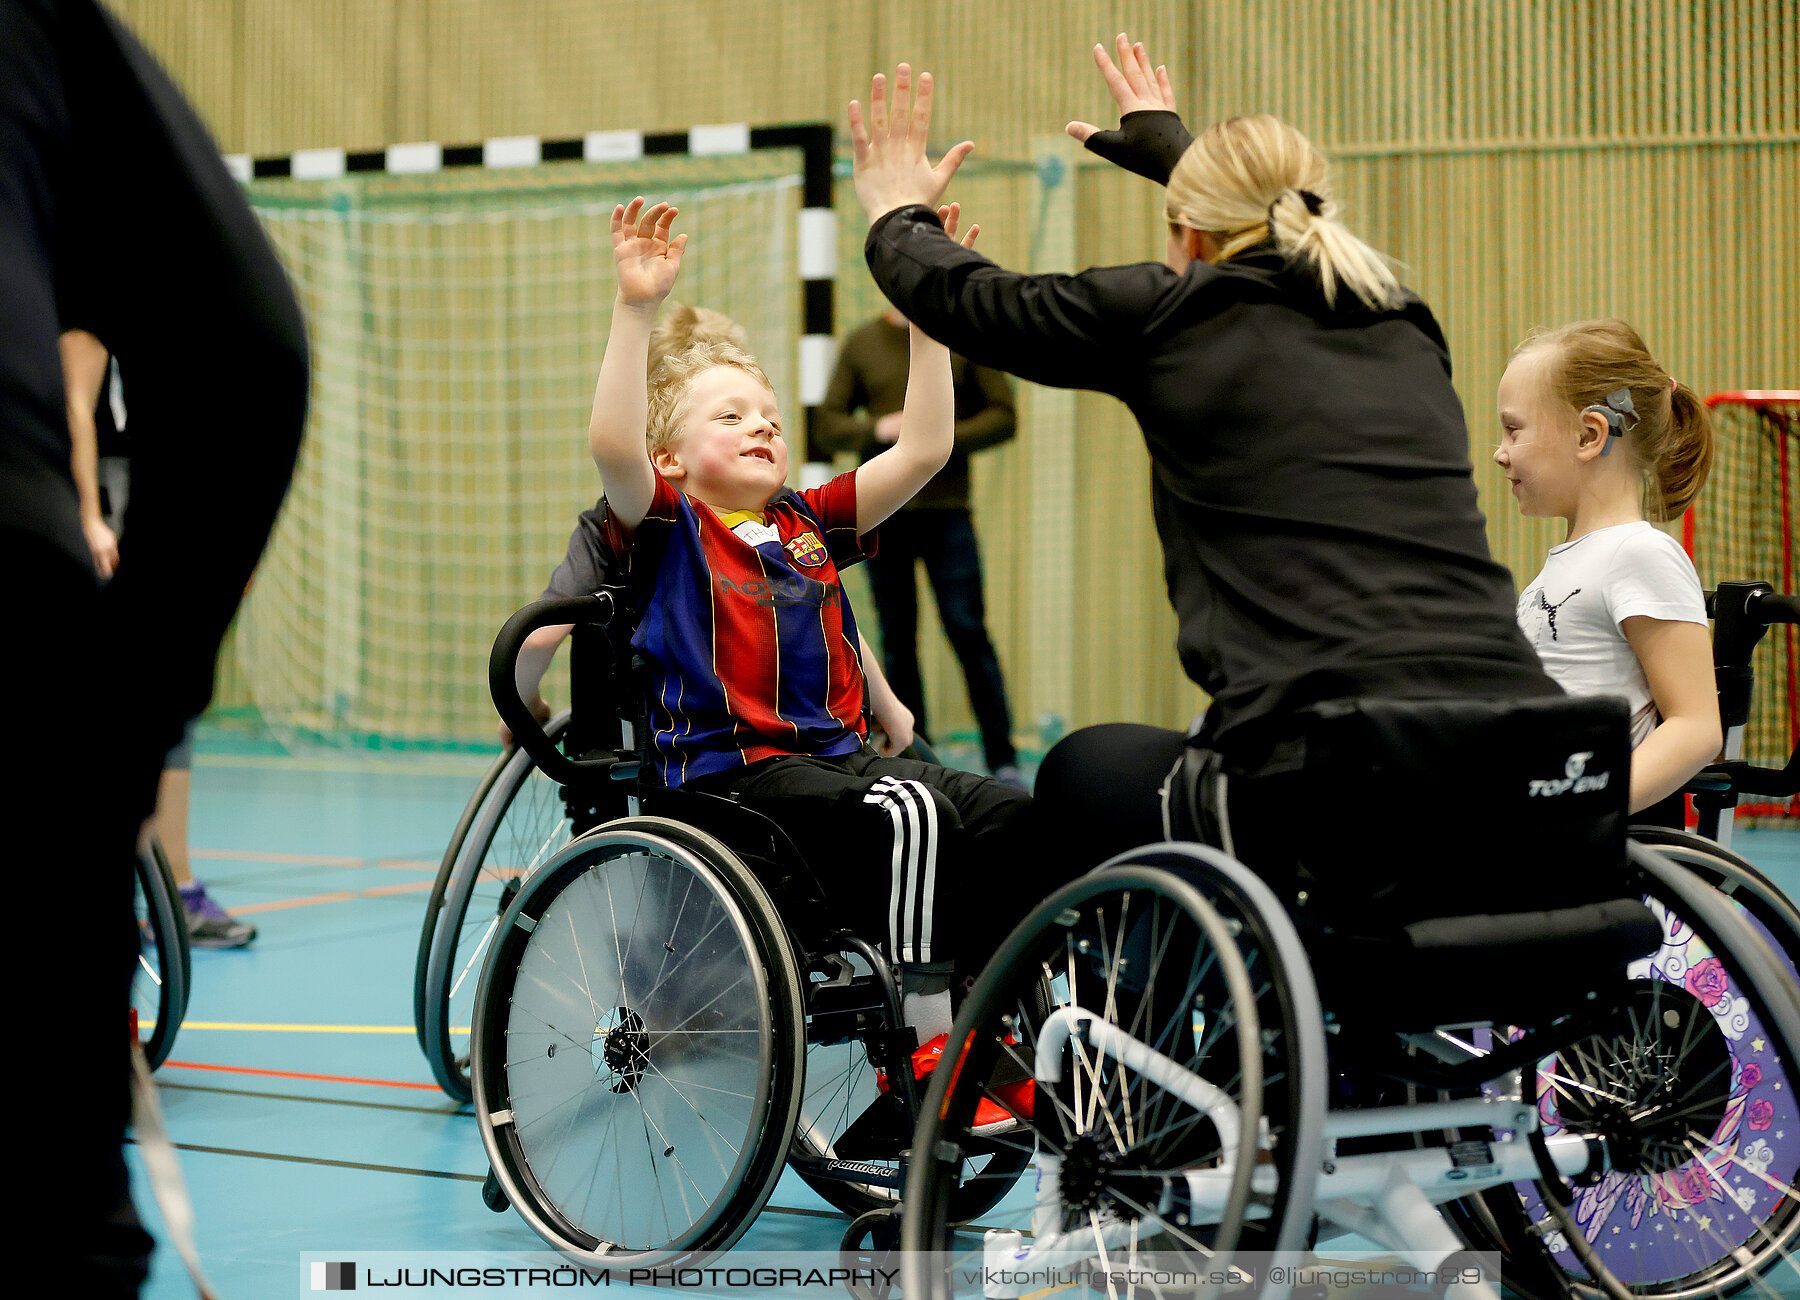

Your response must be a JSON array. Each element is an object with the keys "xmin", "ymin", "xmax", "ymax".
[{"xmin": 1079, "ymin": 109, "xmax": 1194, "ymax": 185}]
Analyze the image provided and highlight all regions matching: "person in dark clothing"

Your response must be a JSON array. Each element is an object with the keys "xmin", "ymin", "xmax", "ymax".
[
  {"xmin": 846, "ymin": 46, "xmax": 1557, "ymax": 880},
  {"xmin": 63, "ymin": 327, "xmax": 259, "ymax": 947},
  {"xmin": 816, "ymin": 310, "xmax": 1022, "ymax": 782},
  {"xmin": 1, "ymin": 1, "xmax": 307, "ymax": 1288}
]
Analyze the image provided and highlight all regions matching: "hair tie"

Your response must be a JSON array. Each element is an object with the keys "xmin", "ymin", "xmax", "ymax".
[{"xmin": 1267, "ymin": 188, "xmax": 1325, "ymax": 229}]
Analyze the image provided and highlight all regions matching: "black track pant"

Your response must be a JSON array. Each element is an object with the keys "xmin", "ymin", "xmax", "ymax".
[
  {"xmin": 693, "ymin": 747, "xmax": 1041, "ymax": 975},
  {"xmin": 7, "ymin": 531, "xmax": 151, "ymax": 1293},
  {"xmin": 1032, "ymin": 721, "xmax": 1307, "ymax": 894}
]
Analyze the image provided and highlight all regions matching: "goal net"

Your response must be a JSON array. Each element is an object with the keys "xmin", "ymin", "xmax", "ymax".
[
  {"xmin": 1686, "ymin": 391, "xmax": 1800, "ymax": 819},
  {"xmin": 217, "ymin": 154, "xmax": 802, "ymax": 749}
]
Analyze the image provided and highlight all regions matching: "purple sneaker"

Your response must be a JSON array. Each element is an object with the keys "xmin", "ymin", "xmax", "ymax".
[{"xmin": 179, "ymin": 881, "xmax": 257, "ymax": 949}]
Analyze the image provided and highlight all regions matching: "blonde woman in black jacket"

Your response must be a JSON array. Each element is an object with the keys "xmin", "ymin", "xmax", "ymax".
[{"xmin": 848, "ymin": 41, "xmax": 1557, "ymax": 885}]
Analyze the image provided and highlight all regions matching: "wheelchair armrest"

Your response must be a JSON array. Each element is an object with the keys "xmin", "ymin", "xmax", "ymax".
[
  {"xmin": 1689, "ymin": 756, "xmax": 1800, "ymax": 800},
  {"xmin": 1684, "ymin": 764, "xmax": 1737, "ymax": 795},
  {"xmin": 491, "ymin": 592, "xmax": 627, "ymax": 787}
]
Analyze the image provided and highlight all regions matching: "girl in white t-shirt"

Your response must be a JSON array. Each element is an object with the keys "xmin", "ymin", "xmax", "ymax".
[{"xmin": 1494, "ymin": 318, "xmax": 1721, "ymax": 818}]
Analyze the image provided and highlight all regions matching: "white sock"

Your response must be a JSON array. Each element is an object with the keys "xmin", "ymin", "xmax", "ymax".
[{"xmin": 903, "ymin": 989, "xmax": 953, "ymax": 1044}]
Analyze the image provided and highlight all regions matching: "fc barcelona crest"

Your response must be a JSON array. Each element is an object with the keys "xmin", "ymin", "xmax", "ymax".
[{"xmin": 785, "ymin": 531, "xmax": 828, "ymax": 568}]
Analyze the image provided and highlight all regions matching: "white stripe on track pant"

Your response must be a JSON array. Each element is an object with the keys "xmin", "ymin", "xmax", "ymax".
[{"xmin": 864, "ymin": 777, "xmax": 940, "ymax": 964}]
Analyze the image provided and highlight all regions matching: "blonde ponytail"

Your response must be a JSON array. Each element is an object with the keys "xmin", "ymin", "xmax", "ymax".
[{"xmin": 1165, "ymin": 115, "xmax": 1404, "ymax": 311}]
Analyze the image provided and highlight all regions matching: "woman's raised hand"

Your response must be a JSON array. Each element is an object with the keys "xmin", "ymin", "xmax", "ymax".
[
  {"xmin": 1066, "ymin": 33, "xmax": 1178, "ymax": 144},
  {"xmin": 849, "ymin": 64, "xmax": 975, "ymax": 223},
  {"xmin": 610, "ymin": 198, "xmax": 688, "ymax": 308}
]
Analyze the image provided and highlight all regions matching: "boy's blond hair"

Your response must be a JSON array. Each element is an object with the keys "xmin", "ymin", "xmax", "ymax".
[
  {"xmin": 644, "ymin": 304, "xmax": 772, "ymax": 455},
  {"xmin": 648, "ymin": 303, "xmax": 745, "ymax": 373}
]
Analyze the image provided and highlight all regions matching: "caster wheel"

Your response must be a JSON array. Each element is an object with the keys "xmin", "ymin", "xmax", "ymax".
[
  {"xmin": 840, "ymin": 1208, "xmax": 901, "ymax": 1300},
  {"xmin": 481, "ymin": 1166, "xmax": 509, "ymax": 1213}
]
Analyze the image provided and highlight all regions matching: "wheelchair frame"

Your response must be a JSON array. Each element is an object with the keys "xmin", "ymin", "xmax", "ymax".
[
  {"xmin": 1687, "ymin": 582, "xmax": 1800, "ymax": 848},
  {"xmin": 134, "ymin": 836, "xmax": 190, "ymax": 1070},
  {"xmin": 431, "ymin": 577, "xmax": 1800, "ymax": 1294},
  {"xmin": 895, "ymin": 580, "xmax": 1800, "ymax": 1300},
  {"xmin": 903, "ymin": 828, "xmax": 1800, "ymax": 1300},
  {"xmin": 453, "ymin": 590, "xmax": 1030, "ymax": 1262}
]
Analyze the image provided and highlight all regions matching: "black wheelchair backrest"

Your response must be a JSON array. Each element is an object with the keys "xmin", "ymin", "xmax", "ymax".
[{"xmin": 1296, "ymin": 693, "xmax": 1631, "ymax": 924}]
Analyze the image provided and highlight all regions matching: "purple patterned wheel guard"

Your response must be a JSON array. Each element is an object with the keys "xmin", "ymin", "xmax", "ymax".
[{"xmin": 1513, "ymin": 895, "xmax": 1800, "ymax": 1288}]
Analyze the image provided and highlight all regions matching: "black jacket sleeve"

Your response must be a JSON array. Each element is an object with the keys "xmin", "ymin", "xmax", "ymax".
[{"xmin": 865, "ymin": 205, "xmax": 1174, "ymax": 397}]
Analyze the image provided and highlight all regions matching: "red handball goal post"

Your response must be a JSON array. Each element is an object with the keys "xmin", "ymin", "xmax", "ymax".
[{"xmin": 1684, "ymin": 391, "xmax": 1800, "ymax": 822}]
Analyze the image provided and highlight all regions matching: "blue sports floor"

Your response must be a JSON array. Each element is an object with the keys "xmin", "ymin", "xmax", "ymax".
[
  {"xmin": 134, "ymin": 750, "xmax": 923, "ymax": 1299},
  {"xmin": 130, "ymin": 748, "xmax": 1800, "ymax": 1299}
]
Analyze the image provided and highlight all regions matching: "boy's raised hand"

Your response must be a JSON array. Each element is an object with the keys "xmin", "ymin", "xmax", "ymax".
[
  {"xmin": 1066, "ymin": 33, "xmax": 1178, "ymax": 144},
  {"xmin": 849, "ymin": 65, "xmax": 975, "ymax": 224},
  {"xmin": 611, "ymin": 198, "xmax": 688, "ymax": 308},
  {"xmin": 937, "ymin": 202, "xmax": 980, "ymax": 249}
]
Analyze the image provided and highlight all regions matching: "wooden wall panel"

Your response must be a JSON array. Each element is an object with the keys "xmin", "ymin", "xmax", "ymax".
[
  {"xmin": 107, "ymin": 0, "xmax": 242, "ymax": 144},
  {"xmin": 112, "ymin": 0, "xmax": 1798, "ymax": 744}
]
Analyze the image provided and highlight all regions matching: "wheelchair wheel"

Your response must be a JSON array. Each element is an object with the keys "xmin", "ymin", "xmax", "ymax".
[
  {"xmin": 1123, "ymin": 842, "xmax": 1330, "ymax": 1261},
  {"xmin": 419, "ymin": 711, "xmax": 575, "ymax": 1100},
  {"xmin": 413, "ymin": 737, "xmax": 517, "ymax": 1053},
  {"xmin": 133, "ymin": 838, "xmax": 191, "ymax": 1070},
  {"xmin": 790, "ymin": 1031, "xmax": 888, "ymax": 1216},
  {"xmin": 1484, "ymin": 842, "xmax": 1800, "ymax": 1299},
  {"xmin": 1627, "ymin": 825, "xmax": 1800, "ymax": 976},
  {"xmin": 902, "ymin": 858, "xmax": 1273, "ymax": 1299},
  {"xmin": 470, "ymin": 817, "xmax": 806, "ymax": 1264},
  {"xmin": 1445, "ymin": 825, "xmax": 1800, "ymax": 1274},
  {"xmin": 789, "ymin": 965, "xmax": 1039, "ymax": 1223}
]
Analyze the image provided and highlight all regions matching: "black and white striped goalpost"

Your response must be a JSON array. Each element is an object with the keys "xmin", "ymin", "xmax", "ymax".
[{"xmin": 226, "ymin": 122, "xmax": 837, "ymax": 465}]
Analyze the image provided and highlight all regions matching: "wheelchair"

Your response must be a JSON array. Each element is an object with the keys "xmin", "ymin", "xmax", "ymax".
[
  {"xmin": 899, "ymin": 683, "xmax": 1800, "ymax": 1300},
  {"xmin": 458, "ymin": 590, "xmax": 1030, "ymax": 1263},
  {"xmin": 416, "ymin": 530, "xmax": 677, "ymax": 1101},
  {"xmin": 415, "ymin": 707, "xmax": 579, "ymax": 1100},
  {"xmin": 1681, "ymin": 581, "xmax": 1800, "ymax": 851},
  {"xmin": 133, "ymin": 836, "xmax": 191, "ymax": 1070}
]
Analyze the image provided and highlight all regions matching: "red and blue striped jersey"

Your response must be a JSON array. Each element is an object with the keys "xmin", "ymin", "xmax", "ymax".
[{"xmin": 603, "ymin": 472, "xmax": 875, "ymax": 787}]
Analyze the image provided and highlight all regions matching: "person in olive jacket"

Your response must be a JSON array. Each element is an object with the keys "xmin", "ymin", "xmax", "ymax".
[{"xmin": 816, "ymin": 308, "xmax": 1022, "ymax": 783}]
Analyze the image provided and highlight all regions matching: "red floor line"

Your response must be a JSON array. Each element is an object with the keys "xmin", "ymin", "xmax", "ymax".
[{"xmin": 162, "ymin": 1059, "xmax": 447, "ymax": 1093}]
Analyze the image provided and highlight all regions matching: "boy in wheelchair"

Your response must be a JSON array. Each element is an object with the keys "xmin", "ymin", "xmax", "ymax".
[
  {"xmin": 586, "ymin": 197, "xmax": 1038, "ymax": 1068},
  {"xmin": 505, "ymin": 303, "xmax": 919, "ymax": 758}
]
